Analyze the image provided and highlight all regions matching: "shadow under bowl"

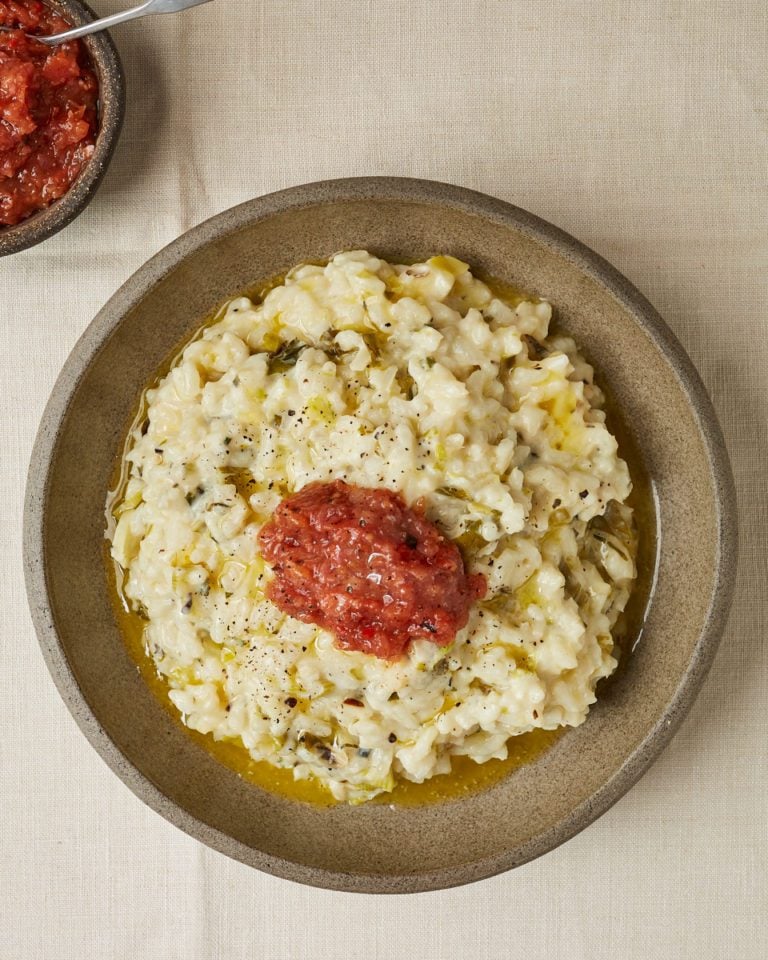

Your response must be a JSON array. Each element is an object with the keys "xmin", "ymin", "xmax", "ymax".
[
  {"xmin": 0, "ymin": 0, "xmax": 124, "ymax": 257},
  {"xmin": 23, "ymin": 177, "xmax": 737, "ymax": 892}
]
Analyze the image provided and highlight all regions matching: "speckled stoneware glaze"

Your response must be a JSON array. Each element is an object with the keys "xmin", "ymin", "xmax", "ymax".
[
  {"xmin": 0, "ymin": 0, "xmax": 124, "ymax": 257},
  {"xmin": 23, "ymin": 178, "xmax": 737, "ymax": 892}
]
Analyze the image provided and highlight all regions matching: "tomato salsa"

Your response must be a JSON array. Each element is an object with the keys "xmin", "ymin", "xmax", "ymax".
[
  {"xmin": 0, "ymin": 0, "xmax": 98, "ymax": 226},
  {"xmin": 258, "ymin": 480, "xmax": 487, "ymax": 660}
]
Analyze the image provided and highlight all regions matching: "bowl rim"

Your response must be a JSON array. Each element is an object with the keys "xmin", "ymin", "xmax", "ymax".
[
  {"xmin": 0, "ymin": 0, "xmax": 125, "ymax": 257},
  {"xmin": 23, "ymin": 177, "xmax": 738, "ymax": 892}
]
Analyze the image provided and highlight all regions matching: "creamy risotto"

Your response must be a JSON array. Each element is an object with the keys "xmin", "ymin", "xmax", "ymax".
[{"xmin": 109, "ymin": 251, "xmax": 638, "ymax": 803}]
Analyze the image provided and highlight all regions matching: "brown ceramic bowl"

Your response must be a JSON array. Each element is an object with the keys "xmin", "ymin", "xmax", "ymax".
[
  {"xmin": 23, "ymin": 178, "xmax": 737, "ymax": 892},
  {"xmin": 0, "ymin": 0, "xmax": 124, "ymax": 257}
]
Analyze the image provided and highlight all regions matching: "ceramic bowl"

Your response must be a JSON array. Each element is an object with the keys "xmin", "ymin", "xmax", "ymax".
[
  {"xmin": 23, "ymin": 178, "xmax": 737, "ymax": 892},
  {"xmin": 0, "ymin": 0, "xmax": 124, "ymax": 257}
]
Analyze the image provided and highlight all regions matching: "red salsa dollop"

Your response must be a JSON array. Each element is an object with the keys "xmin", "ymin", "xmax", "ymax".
[
  {"xmin": 0, "ymin": 0, "xmax": 98, "ymax": 226},
  {"xmin": 258, "ymin": 480, "xmax": 487, "ymax": 660}
]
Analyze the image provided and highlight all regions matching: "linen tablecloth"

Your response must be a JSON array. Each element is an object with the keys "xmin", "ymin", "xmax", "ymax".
[{"xmin": 1, "ymin": 2, "xmax": 766, "ymax": 957}]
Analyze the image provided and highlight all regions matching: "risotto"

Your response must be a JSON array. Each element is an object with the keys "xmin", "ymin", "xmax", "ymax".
[{"xmin": 109, "ymin": 251, "xmax": 638, "ymax": 803}]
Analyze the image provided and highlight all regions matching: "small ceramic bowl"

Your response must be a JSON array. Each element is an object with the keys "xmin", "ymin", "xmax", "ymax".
[
  {"xmin": 0, "ymin": 0, "xmax": 124, "ymax": 257},
  {"xmin": 23, "ymin": 178, "xmax": 737, "ymax": 892}
]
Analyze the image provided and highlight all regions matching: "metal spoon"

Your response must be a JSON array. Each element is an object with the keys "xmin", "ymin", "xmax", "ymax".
[{"xmin": 0, "ymin": 0, "xmax": 213, "ymax": 46}]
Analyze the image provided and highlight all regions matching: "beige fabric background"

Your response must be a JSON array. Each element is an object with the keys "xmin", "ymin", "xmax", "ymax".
[{"xmin": 1, "ymin": 1, "xmax": 766, "ymax": 957}]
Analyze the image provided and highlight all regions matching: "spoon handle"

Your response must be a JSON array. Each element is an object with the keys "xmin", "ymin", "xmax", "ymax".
[{"xmin": 34, "ymin": 0, "xmax": 213, "ymax": 46}]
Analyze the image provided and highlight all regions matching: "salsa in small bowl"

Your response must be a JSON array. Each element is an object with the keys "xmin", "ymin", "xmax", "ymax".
[{"xmin": 0, "ymin": 0, "xmax": 123, "ymax": 255}]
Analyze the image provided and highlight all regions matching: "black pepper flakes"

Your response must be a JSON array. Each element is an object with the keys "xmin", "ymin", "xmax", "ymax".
[
  {"xmin": 185, "ymin": 485, "xmax": 205, "ymax": 505},
  {"xmin": 388, "ymin": 733, "xmax": 397, "ymax": 743}
]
